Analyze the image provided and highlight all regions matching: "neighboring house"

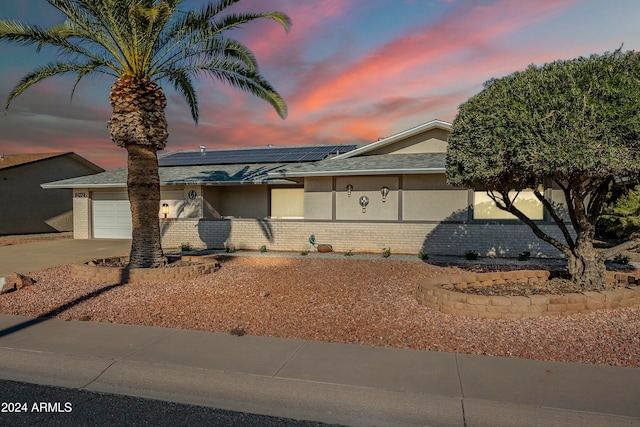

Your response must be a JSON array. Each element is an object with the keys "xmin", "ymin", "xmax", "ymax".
[
  {"xmin": 0, "ymin": 152, "xmax": 104, "ymax": 235},
  {"xmin": 42, "ymin": 120, "xmax": 570, "ymax": 257}
]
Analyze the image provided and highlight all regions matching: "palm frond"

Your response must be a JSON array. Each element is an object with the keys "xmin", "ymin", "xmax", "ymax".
[
  {"xmin": 6, "ymin": 61, "xmax": 115, "ymax": 109},
  {"xmin": 163, "ymin": 69, "xmax": 199, "ymax": 122}
]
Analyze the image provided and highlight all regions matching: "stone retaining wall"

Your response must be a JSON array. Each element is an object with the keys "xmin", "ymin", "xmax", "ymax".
[
  {"xmin": 71, "ymin": 255, "xmax": 220, "ymax": 283},
  {"xmin": 416, "ymin": 270, "xmax": 640, "ymax": 319}
]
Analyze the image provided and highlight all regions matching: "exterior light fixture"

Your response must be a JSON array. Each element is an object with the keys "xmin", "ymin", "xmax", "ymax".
[
  {"xmin": 346, "ymin": 184, "xmax": 353, "ymax": 197},
  {"xmin": 380, "ymin": 186, "xmax": 390, "ymax": 202},
  {"xmin": 161, "ymin": 203, "xmax": 169, "ymax": 218},
  {"xmin": 199, "ymin": 145, "xmax": 206, "ymax": 155},
  {"xmin": 359, "ymin": 195, "xmax": 369, "ymax": 213}
]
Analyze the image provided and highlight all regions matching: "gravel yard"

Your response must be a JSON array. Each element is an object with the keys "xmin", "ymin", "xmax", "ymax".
[{"xmin": 0, "ymin": 255, "xmax": 638, "ymax": 368}]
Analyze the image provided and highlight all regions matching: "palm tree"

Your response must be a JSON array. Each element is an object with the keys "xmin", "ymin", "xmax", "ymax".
[{"xmin": 1, "ymin": 0, "xmax": 290, "ymax": 268}]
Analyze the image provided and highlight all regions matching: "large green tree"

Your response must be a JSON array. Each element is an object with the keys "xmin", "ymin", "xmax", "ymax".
[
  {"xmin": 446, "ymin": 49, "xmax": 640, "ymax": 289},
  {"xmin": 1, "ymin": 0, "xmax": 289, "ymax": 268}
]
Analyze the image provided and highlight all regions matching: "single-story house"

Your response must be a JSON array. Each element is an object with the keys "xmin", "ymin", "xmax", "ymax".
[
  {"xmin": 1, "ymin": 152, "xmax": 104, "ymax": 235},
  {"xmin": 42, "ymin": 120, "xmax": 570, "ymax": 257}
]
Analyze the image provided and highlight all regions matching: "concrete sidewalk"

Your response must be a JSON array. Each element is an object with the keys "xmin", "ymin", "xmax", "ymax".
[{"xmin": 0, "ymin": 314, "xmax": 637, "ymax": 426}]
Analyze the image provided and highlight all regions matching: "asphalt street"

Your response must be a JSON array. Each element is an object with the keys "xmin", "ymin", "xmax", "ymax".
[{"xmin": 0, "ymin": 379, "xmax": 343, "ymax": 427}]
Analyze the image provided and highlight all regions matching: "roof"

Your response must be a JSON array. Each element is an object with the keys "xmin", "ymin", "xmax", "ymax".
[
  {"xmin": 333, "ymin": 119, "xmax": 451, "ymax": 159},
  {"xmin": 159, "ymin": 144, "xmax": 359, "ymax": 167},
  {"xmin": 42, "ymin": 162, "xmax": 299, "ymax": 189},
  {"xmin": 0, "ymin": 152, "xmax": 104, "ymax": 173},
  {"xmin": 269, "ymin": 153, "xmax": 447, "ymax": 178},
  {"xmin": 40, "ymin": 121, "xmax": 450, "ymax": 188}
]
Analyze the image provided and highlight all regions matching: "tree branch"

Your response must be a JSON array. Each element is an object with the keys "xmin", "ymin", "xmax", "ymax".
[
  {"xmin": 488, "ymin": 190, "xmax": 572, "ymax": 257},
  {"xmin": 533, "ymin": 187, "xmax": 575, "ymax": 249}
]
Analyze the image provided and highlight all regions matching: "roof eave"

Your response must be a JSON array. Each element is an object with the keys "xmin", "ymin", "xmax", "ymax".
[{"xmin": 269, "ymin": 168, "xmax": 445, "ymax": 178}]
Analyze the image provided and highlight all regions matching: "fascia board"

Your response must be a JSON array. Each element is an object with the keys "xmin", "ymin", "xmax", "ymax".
[{"xmin": 268, "ymin": 168, "xmax": 445, "ymax": 178}]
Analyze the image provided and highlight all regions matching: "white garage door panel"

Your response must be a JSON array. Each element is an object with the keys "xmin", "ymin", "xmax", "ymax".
[{"xmin": 92, "ymin": 192, "xmax": 132, "ymax": 239}]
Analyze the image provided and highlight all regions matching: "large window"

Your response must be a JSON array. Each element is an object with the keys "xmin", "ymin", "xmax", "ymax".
[
  {"xmin": 271, "ymin": 188, "xmax": 304, "ymax": 218},
  {"xmin": 473, "ymin": 190, "xmax": 544, "ymax": 220}
]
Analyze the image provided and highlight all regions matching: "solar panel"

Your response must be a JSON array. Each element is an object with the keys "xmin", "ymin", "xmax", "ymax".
[{"xmin": 158, "ymin": 145, "xmax": 358, "ymax": 167}]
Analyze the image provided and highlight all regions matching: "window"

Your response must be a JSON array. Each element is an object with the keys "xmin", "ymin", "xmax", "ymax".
[
  {"xmin": 473, "ymin": 190, "xmax": 544, "ymax": 220},
  {"xmin": 271, "ymin": 188, "xmax": 304, "ymax": 218}
]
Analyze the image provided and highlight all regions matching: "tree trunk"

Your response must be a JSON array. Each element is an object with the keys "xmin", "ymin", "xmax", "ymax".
[
  {"xmin": 567, "ymin": 239, "xmax": 606, "ymax": 290},
  {"xmin": 126, "ymin": 143, "xmax": 166, "ymax": 268},
  {"xmin": 107, "ymin": 74, "xmax": 168, "ymax": 269}
]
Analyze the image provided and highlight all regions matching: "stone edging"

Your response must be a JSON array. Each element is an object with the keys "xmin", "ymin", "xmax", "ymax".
[
  {"xmin": 71, "ymin": 255, "xmax": 221, "ymax": 283},
  {"xmin": 416, "ymin": 270, "xmax": 640, "ymax": 319}
]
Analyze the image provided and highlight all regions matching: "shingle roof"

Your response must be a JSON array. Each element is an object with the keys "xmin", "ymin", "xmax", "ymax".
[
  {"xmin": 269, "ymin": 153, "xmax": 447, "ymax": 178},
  {"xmin": 0, "ymin": 153, "xmax": 69, "ymax": 170},
  {"xmin": 42, "ymin": 162, "xmax": 298, "ymax": 188}
]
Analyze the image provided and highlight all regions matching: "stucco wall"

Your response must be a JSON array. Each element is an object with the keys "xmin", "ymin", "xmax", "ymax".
[{"xmin": 0, "ymin": 156, "xmax": 98, "ymax": 235}]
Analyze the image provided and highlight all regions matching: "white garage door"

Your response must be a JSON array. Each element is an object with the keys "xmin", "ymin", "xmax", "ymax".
[{"xmin": 92, "ymin": 192, "xmax": 132, "ymax": 239}]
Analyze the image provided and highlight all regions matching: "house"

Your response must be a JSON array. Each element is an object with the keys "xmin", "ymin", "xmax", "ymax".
[
  {"xmin": 42, "ymin": 120, "xmax": 569, "ymax": 257},
  {"xmin": 0, "ymin": 152, "xmax": 104, "ymax": 235}
]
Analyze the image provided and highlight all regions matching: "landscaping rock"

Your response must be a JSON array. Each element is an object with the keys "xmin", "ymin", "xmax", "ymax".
[{"xmin": 3, "ymin": 273, "xmax": 36, "ymax": 293}]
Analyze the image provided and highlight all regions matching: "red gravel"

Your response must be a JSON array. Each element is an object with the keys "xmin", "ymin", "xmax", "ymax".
[{"xmin": 0, "ymin": 256, "xmax": 638, "ymax": 368}]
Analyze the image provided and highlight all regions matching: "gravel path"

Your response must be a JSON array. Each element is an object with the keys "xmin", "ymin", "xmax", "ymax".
[{"xmin": 0, "ymin": 255, "xmax": 638, "ymax": 368}]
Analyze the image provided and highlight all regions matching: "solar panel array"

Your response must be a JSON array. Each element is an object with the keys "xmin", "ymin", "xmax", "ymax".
[{"xmin": 159, "ymin": 144, "xmax": 358, "ymax": 167}]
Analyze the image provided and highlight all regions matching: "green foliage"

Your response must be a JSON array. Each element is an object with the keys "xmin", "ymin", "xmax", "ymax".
[
  {"xmin": 418, "ymin": 251, "xmax": 429, "ymax": 261},
  {"xmin": 259, "ymin": 245, "xmax": 267, "ymax": 253},
  {"xmin": 344, "ymin": 249, "xmax": 354, "ymax": 257},
  {"xmin": 179, "ymin": 242, "xmax": 193, "ymax": 252},
  {"xmin": 446, "ymin": 49, "xmax": 640, "ymax": 282},
  {"xmin": 225, "ymin": 245, "xmax": 236, "ymax": 253},
  {"xmin": 1, "ymin": 0, "xmax": 291, "ymax": 120},
  {"xmin": 600, "ymin": 185, "xmax": 640, "ymax": 238},
  {"xmin": 382, "ymin": 247, "xmax": 391, "ymax": 258},
  {"xmin": 447, "ymin": 49, "xmax": 640, "ymax": 191},
  {"xmin": 464, "ymin": 250, "xmax": 479, "ymax": 260}
]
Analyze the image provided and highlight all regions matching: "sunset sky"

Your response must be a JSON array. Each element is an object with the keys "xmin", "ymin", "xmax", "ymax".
[{"xmin": 1, "ymin": 0, "xmax": 639, "ymax": 169}]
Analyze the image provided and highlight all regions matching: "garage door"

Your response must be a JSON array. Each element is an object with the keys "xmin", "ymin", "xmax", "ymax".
[{"xmin": 92, "ymin": 192, "xmax": 132, "ymax": 239}]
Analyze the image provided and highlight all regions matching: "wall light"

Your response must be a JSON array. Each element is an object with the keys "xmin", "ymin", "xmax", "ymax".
[
  {"xmin": 359, "ymin": 195, "xmax": 369, "ymax": 213},
  {"xmin": 161, "ymin": 203, "xmax": 169, "ymax": 218},
  {"xmin": 346, "ymin": 184, "xmax": 353, "ymax": 197},
  {"xmin": 380, "ymin": 186, "xmax": 390, "ymax": 202}
]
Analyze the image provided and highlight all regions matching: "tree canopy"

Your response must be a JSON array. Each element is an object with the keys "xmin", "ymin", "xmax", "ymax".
[
  {"xmin": 1, "ymin": 0, "xmax": 290, "ymax": 122},
  {"xmin": 446, "ymin": 49, "xmax": 640, "ymax": 288}
]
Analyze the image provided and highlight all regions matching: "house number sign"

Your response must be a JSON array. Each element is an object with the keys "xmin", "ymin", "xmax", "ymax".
[
  {"xmin": 74, "ymin": 192, "xmax": 86, "ymax": 198},
  {"xmin": 188, "ymin": 190, "xmax": 197, "ymax": 200}
]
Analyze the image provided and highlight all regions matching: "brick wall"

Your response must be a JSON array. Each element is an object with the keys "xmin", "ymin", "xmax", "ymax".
[
  {"xmin": 160, "ymin": 218, "xmax": 569, "ymax": 257},
  {"xmin": 416, "ymin": 271, "xmax": 640, "ymax": 319},
  {"xmin": 72, "ymin": 190, "xmax": 90, "ymax": 239}
]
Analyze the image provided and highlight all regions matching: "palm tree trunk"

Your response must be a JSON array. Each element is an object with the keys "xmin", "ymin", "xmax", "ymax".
[
  {"xmin": 126, "ymin": 143, "xmax": 166, "ymax": 268},
  {"xmin": 108, "ymin": 74, "xmax": 169, "ymax": 268}
]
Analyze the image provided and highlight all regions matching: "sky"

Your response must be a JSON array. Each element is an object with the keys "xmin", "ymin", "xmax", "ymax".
[{"xmin": 1, "ymin": 0, "xmax": 640, "ymax": 169}]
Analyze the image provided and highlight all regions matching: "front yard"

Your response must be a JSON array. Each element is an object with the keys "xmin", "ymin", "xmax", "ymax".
[{"xmin": 0, "ymin": 255, "xmax": 637, "ymax": 368}]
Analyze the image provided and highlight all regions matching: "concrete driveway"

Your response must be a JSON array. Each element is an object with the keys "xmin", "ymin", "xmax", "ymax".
[{"xmin": 0, "ymin": 239, "xmax": 131, "ymax": 277}]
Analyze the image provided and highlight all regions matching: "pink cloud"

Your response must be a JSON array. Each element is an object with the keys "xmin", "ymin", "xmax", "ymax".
[{"xmin": 294, "ymin": 0, "xmax": 579, "ymax": 113}]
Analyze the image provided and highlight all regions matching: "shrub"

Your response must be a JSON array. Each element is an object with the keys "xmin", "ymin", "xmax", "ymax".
[
  {"xmin": 418, "ymin": 251, "xmax": 429, "ymax": 261},
  {"xmin": 229, "ymin": 327, "xmax": 246, "ymax": 336},
  {"xmin": 382, "ymin": 247, "xmax": 391, "ymax": 258},
  {"xmin": 225, "ymin": 245, "xmax": 236, "ymax": 253},
  {"xmin": 613, "ymin": 254, "xmax": 630, "ymax": 265},
  {"xmin": 344, "ymin": 249, "xmax": 354, "ymax": 257},
  {"xmin": 259, "ymin": 245, "xmax": 267, "ymax": 253},
  {"xmin": 518, "ymin": 250, "xmax": 531, "ymax": 261},
  {"xmin": 180, "ymin": 242, "xmax": 193, "ymax": 252},
  {"xmin": 464, "ymin": 250, "xmax": 479, "ymax": 260}
]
